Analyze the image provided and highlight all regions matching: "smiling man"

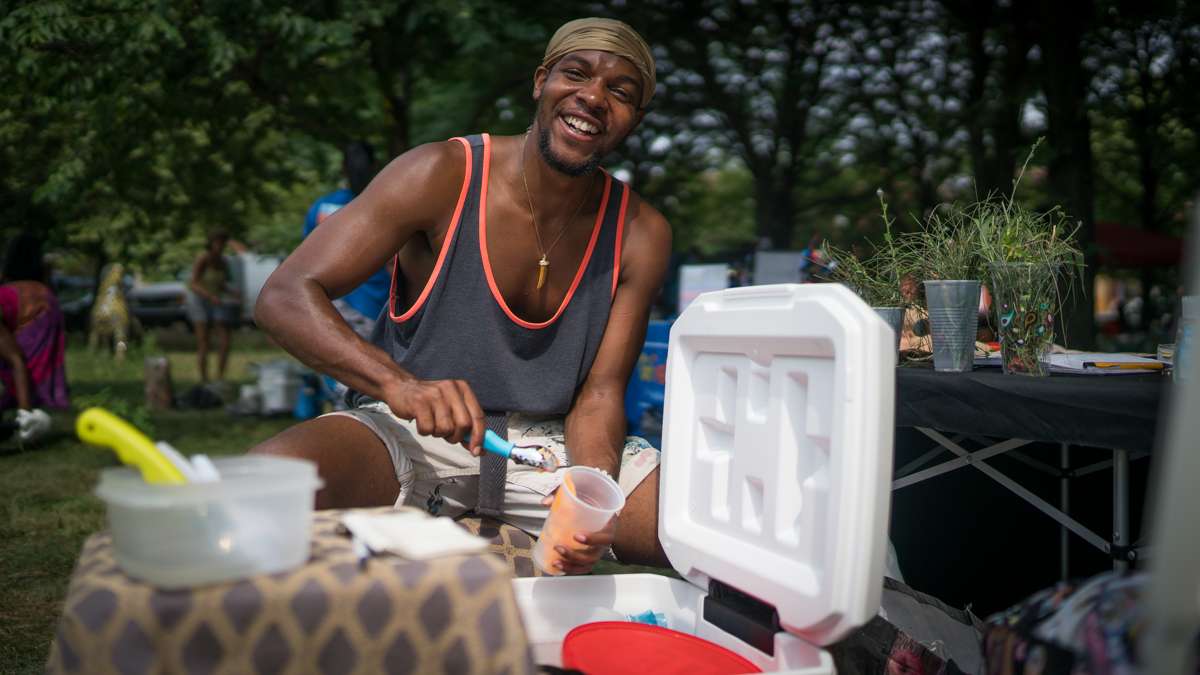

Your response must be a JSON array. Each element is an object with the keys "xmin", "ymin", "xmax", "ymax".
[{"xmin": 251, "ymin": 18, "xmax": 672, "ymax": 574}]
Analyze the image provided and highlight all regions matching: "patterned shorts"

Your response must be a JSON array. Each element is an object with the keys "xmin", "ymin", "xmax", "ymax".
[{"xmin": 326, "ymin": 402, "xmax": 661, "ymax": 538}]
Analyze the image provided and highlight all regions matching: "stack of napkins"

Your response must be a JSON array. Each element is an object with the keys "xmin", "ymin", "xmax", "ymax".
[{"xmin": 342, "ymin": 510, "xmax": 489, "ymax": 560}]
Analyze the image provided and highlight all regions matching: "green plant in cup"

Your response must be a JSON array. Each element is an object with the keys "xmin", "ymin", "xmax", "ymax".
[
  {"xmin": 974, "ymin": 144, "xmax": 1084, "ymax": 375},
  {"xmin": 822, "ymin": 190, "xmax": 914, "ymax": 309},
  {"xmin": 904, "ymin": 202, "xmax": 981, "ymax": 284}
]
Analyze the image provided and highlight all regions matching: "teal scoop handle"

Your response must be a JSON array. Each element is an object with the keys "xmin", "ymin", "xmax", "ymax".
[
  {"xmin": 480, "ymin": 429, "xmax": 514, "ymax": 459},
  {"xmin": 469, "ymin": 429, "xmax": 558, "ymax": 472}
]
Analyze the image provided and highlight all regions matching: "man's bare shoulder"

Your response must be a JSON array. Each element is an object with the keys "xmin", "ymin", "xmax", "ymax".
[
  {"xmin": 353, "ymin": 141, "xmax": 471, "ymax": 235},
  {"xmin": 369, "ymin": 140, "xmax": 468, "ymax": 204}
]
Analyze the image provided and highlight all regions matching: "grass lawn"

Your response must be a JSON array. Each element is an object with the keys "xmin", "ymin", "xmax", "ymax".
[{"xmin": 0, "ymin": 327, "xmax": 669, "ymax": 674}]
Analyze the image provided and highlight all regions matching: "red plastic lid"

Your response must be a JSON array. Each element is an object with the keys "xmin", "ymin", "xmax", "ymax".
[{"xmin": 561, "ymin": 622, "xmax": 762, "ymax": 674}]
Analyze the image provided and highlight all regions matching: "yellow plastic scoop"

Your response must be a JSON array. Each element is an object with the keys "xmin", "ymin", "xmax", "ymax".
[{"xmin": 76, "ymin": 408, "xmax": 188, "ymax": 485}]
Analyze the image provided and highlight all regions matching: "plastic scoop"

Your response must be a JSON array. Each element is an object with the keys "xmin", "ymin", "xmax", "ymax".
[
  {"xmin": 77, "ymin": 408, "xmax": 190, "ymax": 484},
  {"xmin": 478, "ymin": 429, "xmax": 560, "ymax": 472}
]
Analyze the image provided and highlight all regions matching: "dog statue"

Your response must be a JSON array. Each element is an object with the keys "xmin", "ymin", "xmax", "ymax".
[{"xmin": 88, "ymin": 263, "xmax": 140, "ymax": 360}]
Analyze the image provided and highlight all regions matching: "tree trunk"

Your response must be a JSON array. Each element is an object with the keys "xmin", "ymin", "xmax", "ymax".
[
  {"xmin": 953, "ymin": 0, "xmax": 1031, "ymax": 200},
  {"xmin": 1133, "ymin": 64, "xmax": 1160, "ymax": 232},
  {"xmin": 961, "ymin": 8, "xmax": 998, "ymax": 196},
  {"xmin": 754, "ymin": 172, "xmax": 796, "ymax": 250},
  {"xmin": 368, "ymin": 6, "xmax": 413, "ymax": 158},
  {"xmin": 1039, "ymin": 0, "xmax": 1097, "ymax": 349},
  {"xmin": 386, "ymin": 90, "xmax": 411, "ymax": 158},
  {"xmin": 1133, "ymin": 53, "xmax": 1162, "ymax": 333}
]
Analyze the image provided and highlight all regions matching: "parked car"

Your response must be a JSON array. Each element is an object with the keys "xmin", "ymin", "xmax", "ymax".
[
  {"xmin": 127, "ymin": 274, "xmax": 192, "ymax": 330},
  {"xmin": 51, "ymin": 274, "xmax": 96, "ymax": 332},
  {"xmin": 54, "ymin": 253, "xmax": 282, "ymax": 333},
  {"xmin": 229, "ymin": 252, "xmax": 282, "ymax": 325}
]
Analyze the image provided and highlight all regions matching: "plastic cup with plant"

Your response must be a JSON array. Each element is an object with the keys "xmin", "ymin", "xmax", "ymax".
[{"xmin": 974, "ymin": 143, "xmax": 1084, "ymax": 375}]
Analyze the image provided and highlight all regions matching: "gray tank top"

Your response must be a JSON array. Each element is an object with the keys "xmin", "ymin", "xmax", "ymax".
[{"xmin": 349, "ymin": 133, "xmax": 628, "ymax": 416}]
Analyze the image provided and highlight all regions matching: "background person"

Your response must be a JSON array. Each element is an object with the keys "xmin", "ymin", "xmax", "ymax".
[
  {"xmin": 186, "ymin": 230, "xmax": 239, "ymax": 383},
  {"xmin": 303, "ymin": 141, "xmax": 391, "ymax": 338},
  {"xmin": 303, "ymin": 141, "xmax": 392, "ymax": 409},
  {"xmin": 0, "ymin": 233, "xmax": 69, "ymax": 443}
]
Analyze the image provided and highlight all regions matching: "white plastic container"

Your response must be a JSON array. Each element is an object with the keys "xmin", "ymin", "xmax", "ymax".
[
  {"xmin": 95, "ymin": 455, "xmax": 322, "ymax": 588},
  {"xmin": 514, "ymin": 284, "xmax": 896, "ymax": 673},
  {"xmin": 252, "ymin": 360, "xmax": 305, "ymax": 415}
]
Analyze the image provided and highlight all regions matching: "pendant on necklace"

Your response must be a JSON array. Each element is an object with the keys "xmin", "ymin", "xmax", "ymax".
[{"xmin": 536, "ymin": 256, "xmax": 549, "ymax": 290}]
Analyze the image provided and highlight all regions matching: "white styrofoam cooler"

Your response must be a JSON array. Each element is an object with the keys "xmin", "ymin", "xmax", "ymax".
[{"xmin": 513, "ymin": 284, "xmax": 896, "ymax": 673}]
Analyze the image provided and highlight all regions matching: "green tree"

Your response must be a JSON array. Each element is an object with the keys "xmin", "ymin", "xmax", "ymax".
[
  {"xmin": 629, "ymin": 0, "xmax": 861, "ymax": 249},
  {"xmin": 1090, "ymin": 1, "xmax": 1200, "ymax": 235},
  {"xmin": 0, "ymin": 0, "xmax": 557, "ymax": 279}
]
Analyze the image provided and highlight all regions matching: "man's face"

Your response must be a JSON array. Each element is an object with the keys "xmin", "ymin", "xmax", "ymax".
[{"xmin": 531, "ymin": 50, "xmax": 646, "ymax": 176}]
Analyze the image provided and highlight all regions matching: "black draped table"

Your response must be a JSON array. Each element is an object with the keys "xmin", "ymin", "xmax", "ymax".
[{"xmin": 893, "ymin": 364, "xmax": 1167, "ymax": 573}]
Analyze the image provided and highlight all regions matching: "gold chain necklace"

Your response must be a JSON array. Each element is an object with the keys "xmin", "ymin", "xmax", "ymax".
[{"xmin": 520, "ymin": 133, "xmax": 594, "ymax": 290}]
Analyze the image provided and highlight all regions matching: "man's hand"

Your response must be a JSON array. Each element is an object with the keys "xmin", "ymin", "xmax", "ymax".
[
  {"xmin": 16, "ymin": 408, "xmax": 51, "ymax": 444},
  {"xmin": 384, "ymin": 378, "xmax": 485, "ymax": 456},
  {"xmin": 540, "ymin": 491, "xmax": 618, "ymax": 575}
]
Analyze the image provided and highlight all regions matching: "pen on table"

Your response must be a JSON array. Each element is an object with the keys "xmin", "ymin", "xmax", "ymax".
[{"xmin": 1083, "ymin": 361, "xmax": 1164, "ymax": 370}]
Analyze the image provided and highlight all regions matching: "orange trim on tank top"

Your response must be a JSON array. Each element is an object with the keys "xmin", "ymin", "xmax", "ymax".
[
  {"xmin": 479, "ymin": 136, "xmax": 612, "ymax": 330},
  {"xmin": 388, "ymin": 136, "xmax": 473, "ymax": 323},
  {"xmin": 611, "ymin": 184, "xmax": 630, "ymax": 299}
]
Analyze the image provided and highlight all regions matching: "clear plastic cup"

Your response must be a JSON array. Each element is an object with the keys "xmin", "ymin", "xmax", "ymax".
[{"xmin": 533, "ymin": 467, "xmax": 625, "ymax": 575}]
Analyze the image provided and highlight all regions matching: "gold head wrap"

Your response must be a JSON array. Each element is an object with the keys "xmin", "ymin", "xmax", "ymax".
[{"xmin": 542, "ymin": 18, "xmax": 656, "ymax": 109}]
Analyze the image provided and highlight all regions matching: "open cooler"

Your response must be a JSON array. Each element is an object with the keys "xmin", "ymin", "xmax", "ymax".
[{"xmin": 513, "ymin": 284, "xmax": 897, "ymax": 673}]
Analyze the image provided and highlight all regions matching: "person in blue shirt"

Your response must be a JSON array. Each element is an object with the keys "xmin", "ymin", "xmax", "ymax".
[{"xmin": 303, "ymin": 141, "xmax": 391, "ymax": 337}]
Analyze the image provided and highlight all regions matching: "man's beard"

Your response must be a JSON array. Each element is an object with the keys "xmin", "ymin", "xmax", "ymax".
[{"xmin": 537, "ymin": 120, "xmax": 603, "ymax": 177}]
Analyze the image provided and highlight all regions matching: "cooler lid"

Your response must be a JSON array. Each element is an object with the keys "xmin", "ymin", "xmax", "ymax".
[{"xmin": 658, "ymin": 284, "xmax": 895, "ymax": 647}]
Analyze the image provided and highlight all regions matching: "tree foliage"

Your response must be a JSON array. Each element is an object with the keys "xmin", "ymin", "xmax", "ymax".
[
  {"xmin": 1, "ymin": 0, "xmax": 1195, "ymax": 330},
  {"xmin": 0, "ymin": 0, "xmax": 552, "ymax": 275}
]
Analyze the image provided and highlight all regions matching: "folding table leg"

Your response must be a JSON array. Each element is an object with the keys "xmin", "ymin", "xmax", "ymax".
[
  {"xmin": 914, "ymin": 429, "xmax": 1111, "ymax": 553},
  {"xmin": 1060, "ymin": 443, "xmax": 1070, "ymax": 580},
  {"xmin": 1114, "ymin": 448, "xmax": 1130, "ymax": 572}
]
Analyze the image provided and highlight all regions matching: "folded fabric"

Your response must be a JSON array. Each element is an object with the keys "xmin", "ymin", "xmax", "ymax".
[{"xmin": 984, "ymin": 571, "xmax": 1200, "ymax": 675}]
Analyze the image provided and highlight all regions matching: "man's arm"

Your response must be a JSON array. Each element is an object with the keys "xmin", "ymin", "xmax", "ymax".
[
  {"xmin": 547, "ymin": 194, "xmax": 670, "ymax": 575},
  {"xmin": 256, "ymin": 140, "xmax": 486, "ymax": 454},
  {"xmin": 564, "ymin": 194, "xmax": 672, "ymax": 477}
]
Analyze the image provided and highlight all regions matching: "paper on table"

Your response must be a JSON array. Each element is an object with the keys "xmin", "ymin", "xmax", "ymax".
[
  {"xmin": 342, "ymin": 510, "xmax": 488, "ymax": 560},
  {"xmin": 973, "ymin": 351, "xmax": 1162, "ymax": 373},
  {"xmin": 1048, "ymin": 352, "xmax": 1164, "ymax": 375}
]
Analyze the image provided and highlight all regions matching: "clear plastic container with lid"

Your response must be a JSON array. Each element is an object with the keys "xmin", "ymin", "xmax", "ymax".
[{"xmin": 95, "ymin": 455, "xmax": 322, "ymax": 588}]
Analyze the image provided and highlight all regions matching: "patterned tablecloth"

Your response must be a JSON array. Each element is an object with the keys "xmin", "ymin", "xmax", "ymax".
[{"xmin": 48, "ymin": 509, "xmax": 535, "ymax": 675}]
